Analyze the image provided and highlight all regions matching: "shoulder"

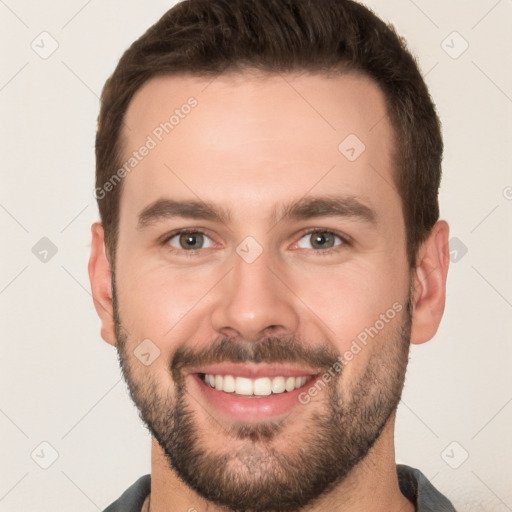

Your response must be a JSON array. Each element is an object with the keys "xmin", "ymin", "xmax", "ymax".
[
  {"xmin": 397, "ymin": 464, "xmax": 457, "ymax": 512},
  {"xmin": 103, "ymin": 474, "xmax": 151, "ymax": 512}
]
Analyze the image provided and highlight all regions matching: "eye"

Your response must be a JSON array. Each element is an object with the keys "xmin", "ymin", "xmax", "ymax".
[
  {"xmin": 164, "ymin": 230, "xmax": 214, "ymax": 251},
  {"xmin": 295, "ymin": 230, "xmax": 346, "ymax": 251}
]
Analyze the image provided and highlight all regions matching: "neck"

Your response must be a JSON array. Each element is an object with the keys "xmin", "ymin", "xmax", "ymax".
[{"xmin": 147, "ymin": 413, "xmax": 414, "ymax": 512}]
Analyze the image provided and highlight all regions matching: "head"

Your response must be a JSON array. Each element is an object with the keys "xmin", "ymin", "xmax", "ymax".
[{"xmin": 89, "ymin": 0, "xmax": 450, "ymax": 510}]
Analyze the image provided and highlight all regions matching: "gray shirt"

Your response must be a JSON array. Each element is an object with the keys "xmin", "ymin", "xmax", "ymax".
[{"xmin": 103, "ymin": 464, "xmax": 457, "ymax": 511}]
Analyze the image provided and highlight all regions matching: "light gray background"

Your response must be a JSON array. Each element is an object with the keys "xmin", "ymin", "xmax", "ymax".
[{"xmin": 1, "ymin": 1, "xmax": 511, "ymax": 510}]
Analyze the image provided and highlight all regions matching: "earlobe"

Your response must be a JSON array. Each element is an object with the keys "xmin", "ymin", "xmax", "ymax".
[
  {"xmin": 88, "ymin": 222, "xmax": 117, "ymax": 346},
  {"xmin": 410, "ymin": 220, "xmax": 450, "ymax": 345}
]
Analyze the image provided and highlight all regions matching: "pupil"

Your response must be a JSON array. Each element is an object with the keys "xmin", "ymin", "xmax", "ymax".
[
  {"xmin": 181, "ymin": 232, "xmax": 202, "ymax": 249},
  {"xmin": 313, "ymin": 232, "xmax": 332, "ymax": 249}
]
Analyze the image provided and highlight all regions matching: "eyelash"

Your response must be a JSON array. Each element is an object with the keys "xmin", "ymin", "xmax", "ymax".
[{"xmin": 159, "ymin": 228, "xmax": 351, "ymax": 257}]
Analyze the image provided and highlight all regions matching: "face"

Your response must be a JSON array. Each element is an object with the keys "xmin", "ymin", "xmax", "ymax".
[{"xmin": 112, "ymin": 71, "xmax": 413, "ymax": 510}]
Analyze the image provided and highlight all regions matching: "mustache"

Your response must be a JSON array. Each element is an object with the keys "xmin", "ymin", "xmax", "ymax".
[{"xmin": 171, "ymin": 335, "xmax": 341, "ymax": 376}]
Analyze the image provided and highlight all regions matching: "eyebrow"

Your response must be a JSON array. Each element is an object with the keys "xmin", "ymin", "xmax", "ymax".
[{"xmin": 137, "ymin": 195, "xmax": 377, "ymax": 230}]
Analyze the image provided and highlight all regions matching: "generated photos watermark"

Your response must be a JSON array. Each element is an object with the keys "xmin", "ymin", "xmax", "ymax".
[
  {"xmin": 94, "ymin": 97, "xmax": 198, "ymax": 200},
  {"xmin": 298, "ymin": 301, "xmax": 403, "ymax": 405}
]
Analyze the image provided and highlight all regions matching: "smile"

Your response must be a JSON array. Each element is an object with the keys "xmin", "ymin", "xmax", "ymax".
[{"xmin": 188, "ymin": 364, "xmax": 322, "ymax": 422}]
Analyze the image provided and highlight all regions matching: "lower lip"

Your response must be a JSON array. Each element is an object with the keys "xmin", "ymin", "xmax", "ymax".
[{"xmin": 190, "ymin": 373, "xmax": 317, "ymax": 423}]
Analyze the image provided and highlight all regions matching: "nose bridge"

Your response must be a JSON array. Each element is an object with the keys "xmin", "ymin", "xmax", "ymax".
[{"xmin": 210, "ymin": 243, "xmax": 299, "ymax": 340}]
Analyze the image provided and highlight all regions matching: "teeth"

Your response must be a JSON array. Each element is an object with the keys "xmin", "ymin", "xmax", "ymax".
[
  {"xmin": 285, "ymin": 376, "xmax": 296, "ymax": 392},
  {"xmin": 235, "ymin": 376, "xmax": 253, "ymax": 395},
  {"xmin": 271, "ymin": 376, "xmax": 286, "ymax": 394},
  {"xmin": 203, "ymin": 373, "xmax": 310, "ymax": 396},
  {"xmin": 223, "ymin": 374, "xmax": 236, "ymax": 393},
  {"xmin": 253, "ymin": 377, "xmax": 272, "ymax": 396}
]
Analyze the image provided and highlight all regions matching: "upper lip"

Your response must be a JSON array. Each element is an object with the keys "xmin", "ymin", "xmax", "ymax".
[{"xmin": 187, "ymin": 362, "xmax": 320, "ymax": 379}]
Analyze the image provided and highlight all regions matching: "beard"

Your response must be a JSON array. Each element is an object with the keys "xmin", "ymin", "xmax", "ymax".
[{"xmin": 112, "ymin": 278, "xmax": 412, "ymax": 512}]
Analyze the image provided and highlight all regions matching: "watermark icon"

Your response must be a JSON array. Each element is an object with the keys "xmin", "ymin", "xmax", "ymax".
[
  {"xmin": 31, "ymin": 441, "xmax": 59, "ymax": 469},
  {"xmin": 447, "ymin": 236, "xmax": 468, "ymax": 263},
  {"xmin": 503, "ymin": 186, "xmax": 512, "ymax": 200},
  {"xmin": 94, "ymin": 97, "xmax": 198, "ymax": 200},
  {"xmin": 338, "ymin": 134, "xmax": 366, "ymax": 162},
  {"xmin": 134, "ymin": 338, "xmax": 161, "ymax": 366},
  {"xmin": 441, "ymin": 31, "xmax": 469, "ymax": 60},
  {"xmin": 298, "ymin": 301, "xmax": 403, "ymax": 404},
  {"xmin": 31, "ymin": 31, "xmax": 59, "ymax": 59},
  {"xmin": 440, "ymin": 441, "xmax": 469, "ymax": 469},
  {"xmin": 236, "ymin": 236, "xmax": 264, "ymax": 263},
  {"xmin": 32, "ymin": 237, "xmax": 58, "ymax": 263}
]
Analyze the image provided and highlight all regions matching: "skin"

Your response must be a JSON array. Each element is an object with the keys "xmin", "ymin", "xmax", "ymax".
[{"xmin": 89, "ymin": 71, "xmax": 450, "ymax": 511}]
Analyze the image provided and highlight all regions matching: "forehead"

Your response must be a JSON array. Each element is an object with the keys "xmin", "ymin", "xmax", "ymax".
[{"xmin": 119, "ymin": 71, "xmax": 398, "ymax": 226}]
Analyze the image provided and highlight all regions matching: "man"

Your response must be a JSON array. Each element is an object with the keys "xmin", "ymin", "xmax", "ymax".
[{"xmin": 88, "ymin": 0, "xmax": 455, "ymax": 510}]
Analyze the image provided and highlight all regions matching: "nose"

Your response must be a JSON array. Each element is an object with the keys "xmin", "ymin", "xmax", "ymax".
[{"xmin": 210, "ymin": 248, "xmax": 300, "ymax": 342}]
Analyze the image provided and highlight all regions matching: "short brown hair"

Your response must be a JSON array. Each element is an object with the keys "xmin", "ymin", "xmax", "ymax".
[{"xmin": 95, "ymin": 0, "xmax": 442, "ymax": 269}]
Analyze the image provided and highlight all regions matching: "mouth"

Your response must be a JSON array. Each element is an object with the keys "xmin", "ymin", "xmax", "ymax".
[{"xmin": 187, "ymin": 363, "xmax": 321, "ymax": 423}]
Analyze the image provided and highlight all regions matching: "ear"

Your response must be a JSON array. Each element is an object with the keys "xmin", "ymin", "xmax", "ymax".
[
  {"xmin": 88, "ymin": 222, "xmax": 116, "ymax": 346},
  {"xmin": 410, "ymin": 220, "xmax": 450, "ymax": 345}
]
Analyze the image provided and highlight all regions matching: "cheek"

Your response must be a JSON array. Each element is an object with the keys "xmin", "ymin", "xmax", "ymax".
[
  {"xmin": 284, "ymin": 258, "xmax": 408, "ymax": 352},
  {"xmin": 115, "ymin": 262, "xmax": 222, "ymax": 353}
]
